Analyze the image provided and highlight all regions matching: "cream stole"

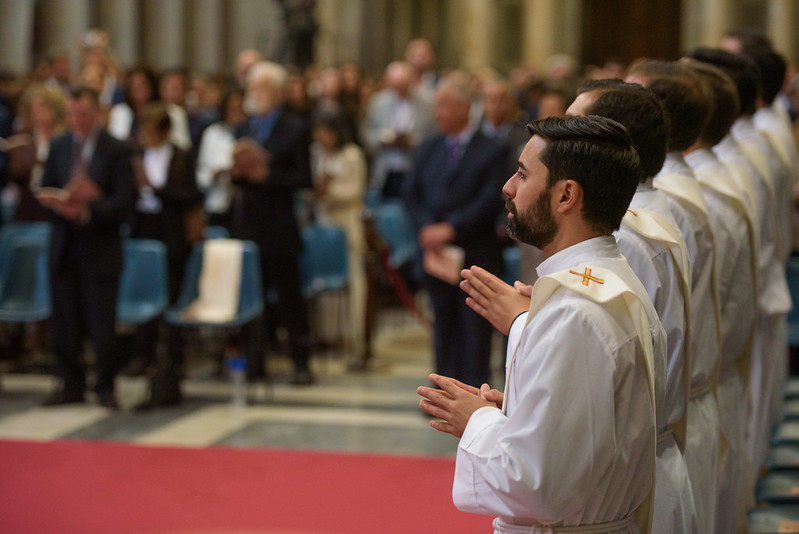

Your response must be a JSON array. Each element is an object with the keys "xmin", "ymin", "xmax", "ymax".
[
  {"xmin": 622, "ymin": 206, "xmax": 691, "ymax": 450},
  {"xmin": 655, "ymin": 172, "xmax": 723, "ymax": 390},
  {"xmin": 505, "ymin": 264, "xmax": 657, "ymax": 534}
]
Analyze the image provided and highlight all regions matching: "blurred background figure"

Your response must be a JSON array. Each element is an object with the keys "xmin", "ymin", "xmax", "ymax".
[
  {"xmin": 311, "ymin": 111, "xmax": 367, "ymax": 364},
  {"xmin": 361, "ymin": 61, "xmax": 434, "ymax": 198},
  {"xmin": 195, "ymin": 88, "xmax": 246, "ymax": 232}
]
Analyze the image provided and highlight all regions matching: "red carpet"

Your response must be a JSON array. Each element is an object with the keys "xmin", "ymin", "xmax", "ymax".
[{"xmin": 0, "ymin": 439, "xmax": 493, "ymax": 534}]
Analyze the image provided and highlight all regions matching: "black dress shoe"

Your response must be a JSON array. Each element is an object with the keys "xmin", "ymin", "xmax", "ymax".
[
  {"xmin": 96, "ymin": 391, "xmax": 119, "ymax": 409},
  {"xmin": 41, "ymin": 389, "xmax": 85, "ymax": 406},
  {"xmin": 291, "ymin": 369, "xmax": 315, "ymax": 386}
]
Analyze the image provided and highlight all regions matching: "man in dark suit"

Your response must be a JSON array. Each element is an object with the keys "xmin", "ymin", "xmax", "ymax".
[
  {"xmin": 405, "ymin": 73, "xmax": 510, "ymax": 387},
  {"xmin": 40, "ymin": 86, "xmax": 135, "ymax": 407},
  {"xmin": 232, "ymin": 61, "xmax": 314, "ymax": 385}
]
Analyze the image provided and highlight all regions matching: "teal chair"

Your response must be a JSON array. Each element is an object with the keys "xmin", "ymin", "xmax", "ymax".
[
  {"xmin": 756, "ymin": 472, "xmax": 799, "ymax": 504},
  {"xmin": 749, "ymin": 505, "xmax": 799, "ymax": 533},
  {"xmin": 300, "ymin": 224, "xmax": 349, "ymax": 298},
  {"xmin": 165, "ymin": 240, "xmax": 263, "ymax": 328},
  {"xmin": 0, "ymin": 222, "xmax": 52, "ymax": 322},
  {"xmin": 116, "ymin": 239, "xmax": 168, "ymax": 326},
  {"xmin": 203, "ymin": 225, "xmax": 230, "ymax": 240},
  {"xmin": 370, "ymin": 200, "xmax": 417, "ymax": 268}
]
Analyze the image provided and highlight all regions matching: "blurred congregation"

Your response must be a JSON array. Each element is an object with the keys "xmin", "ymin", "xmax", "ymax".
[{"xmin": 4, "ymin": 0, "xmax": 799, "ymax": 531}]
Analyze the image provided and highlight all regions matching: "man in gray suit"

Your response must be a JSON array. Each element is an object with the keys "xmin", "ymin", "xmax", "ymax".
[{"xmin": 362, "ymin": 61, "xmax": 435, "ymax": 198}]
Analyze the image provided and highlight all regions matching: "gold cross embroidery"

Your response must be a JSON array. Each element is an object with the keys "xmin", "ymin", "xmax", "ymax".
[{"xmin": 569, "ymin": 267, "xmax": 605, "ymax": 286}]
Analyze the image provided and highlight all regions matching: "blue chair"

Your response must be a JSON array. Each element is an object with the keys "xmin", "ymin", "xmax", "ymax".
[
  {"xmin": 165, "ymin": 240, "xmax": 263, "ymax": 328},
  {"xmin": 773, "ymin": 421, "xmax": 799, "ymax": 447},
  {"xmin": 0, "ymin": 222, "xmax": 52, "ymax": 322},
  {"xmin": 783, "ymin": 398, "xmax": 799, "ymax": 421},
  {"xmin": 203, "ymin": 225, "xmax": 230, "ymax": 240},
  {"xmin": 116, "ymin": 239, "xmax": 168, "ymax": 326},
  {"xmin": 786, "ymin": 256, "xmax": 799, "ymax": 347},
  {"xmin": 300, "ymin": 224, "xmax": 349, "ymax": 299},
  {"xmin": 757, "ymin": 472, "xmax": 799, "ymax": 504},
  {"xmin": 749, "ymin": 504, "xmax": 799, "ymax": 533},
  {"xmin": 370, "ymin": 200, "xmax": 417, "ymax": 268},
  {"xmin": 767, "ymin": 444, "xmax": 799, "ymax": 472},
  {"xmin": 502, "ymin": 246, "xmax": 521, "ymax": 285}
]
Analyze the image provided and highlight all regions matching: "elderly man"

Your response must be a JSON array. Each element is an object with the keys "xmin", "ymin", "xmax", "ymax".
[
  {"xmin": 361, "ymin": 61, "xmax": 435, "ymax": 198},
  {"xmin": 232, "ymin": 61, "xmax": 314, "ymax": 385},
  {"xmin": 404, "ymin": 72, "xmax": 509, "ymax": 388},
  {"xmin": 420, "ymin": 115, "xmax": 664, "ymax": 534}
]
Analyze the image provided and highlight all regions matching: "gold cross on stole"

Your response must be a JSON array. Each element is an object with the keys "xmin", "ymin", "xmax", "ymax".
[{"xmin": 568, "ymin": 267, "xmax": 605, "ymax": 286}]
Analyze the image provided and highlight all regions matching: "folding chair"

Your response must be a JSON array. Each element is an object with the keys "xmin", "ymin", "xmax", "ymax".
[
  {"xmin": 116, "ymin": 239, "xmax": 168, "ymax": 326},
  {"xmin": 749, "ymin": 504, "xmax": 799, "ymax": 533},
  {"xmin": 0, "ymin": 222, "xmax": 52, "ymax": 322}
]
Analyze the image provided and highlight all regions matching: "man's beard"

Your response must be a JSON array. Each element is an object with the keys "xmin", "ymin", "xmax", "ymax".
[
  {"xmin": 505, "ymin": 190, "xmax": 557, "ymax": 249},
  {"xmin": 243, "ymin": 95, "xmax": 271, "ymax": 116}
]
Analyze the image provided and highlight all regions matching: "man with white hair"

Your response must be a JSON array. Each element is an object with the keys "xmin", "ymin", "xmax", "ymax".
[
  {"xmin": 231, "ymin": 61, "xmax": 314, "ymax": 385},
  {"xmin": 404, "ymin": 72, "xmax": 509, "ymax": 388},
  {"xmin": 361, "ymin": 61, "xmax": 435, "ymax": 197}
]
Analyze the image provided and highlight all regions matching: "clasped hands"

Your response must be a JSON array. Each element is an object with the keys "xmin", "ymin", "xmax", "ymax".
[
  {"xmin": 232, "ymin": 138, "xmax": 270, "ymax": 183},
  {"xmin": 418, "ymin": 264, "xmax": 535, "ymax": 437}
]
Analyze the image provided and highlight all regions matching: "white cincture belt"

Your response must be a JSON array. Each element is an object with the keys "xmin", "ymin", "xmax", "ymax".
[
  {"xmin": 688, "ymin": 377, "xmax": 713, "ymax": 400},
  {"xmin": 495, "ymin": 514, "xmax": 634, "ymax": 533}
]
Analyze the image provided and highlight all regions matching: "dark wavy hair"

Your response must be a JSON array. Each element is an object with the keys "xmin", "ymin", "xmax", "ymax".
[
  {"xmin": 682, "ymin": 60, "xmax": 740, "ymax": 145},
  {"xmin": 578, "ymin": 78, "xmax": 668, "ymax": 181},
  {"xmin": 740, "ymin": 45, "xmax": 787, "ymax": 105},
  {"xmin": 627, "ymin": 60, "xmax": 709, "ymax": 152},
  {"xmin": 687, "ymin": 48, "xmax": 761, "ymax": 116},
  {"xmin": 526, "ymin": 115, "xmax": 641, "ymax": 233}
]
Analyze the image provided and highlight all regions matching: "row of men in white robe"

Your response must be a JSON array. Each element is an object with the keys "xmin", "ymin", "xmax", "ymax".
[{"xmin": 423, "ymin": 46, "xmax": 796, "ymax": 534}]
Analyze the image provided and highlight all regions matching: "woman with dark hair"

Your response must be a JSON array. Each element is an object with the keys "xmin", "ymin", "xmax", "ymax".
[
  {"xmin": 196, "ymin": 87, "xmax": 246, "ymax": 230},
  {"xmin": 107, "ymin": 65, "xmax": 158, "ymax": 148},
  {"xmin": 123, "ymin": 102, "xmax": 202, "ymax": 392},
  {"xmin": 310, "ymin": 111, "xmax": 367, "ymax": 362}
]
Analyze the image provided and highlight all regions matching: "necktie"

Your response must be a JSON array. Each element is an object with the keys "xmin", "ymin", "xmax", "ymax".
[
  {"xmin": 447, "ymin": 138, "xmax": 461, "ymax": 170},
  {"xmin": 71, "ymin": 136, "xmax": 84, "ymax": 176}
]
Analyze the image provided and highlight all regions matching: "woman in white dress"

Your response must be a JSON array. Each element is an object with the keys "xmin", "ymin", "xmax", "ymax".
[{"xmin": 310, "ymin": 112, "xmax": 368, "ymax": 362}]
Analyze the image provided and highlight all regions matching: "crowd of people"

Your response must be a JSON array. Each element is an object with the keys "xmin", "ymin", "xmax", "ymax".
[
  {"xmin": 1, "ymin": 26, "xmax": 799, "ymax": 532},
  {"xmin": 418, "ymin": 31, "xmax": 799, "ymax": 534}
]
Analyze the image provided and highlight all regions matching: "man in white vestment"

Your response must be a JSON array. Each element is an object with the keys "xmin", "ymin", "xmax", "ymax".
[
  {"xmin": 681, "ymin": 61, "xmax": 759, "ymax": 534},
  {"xmin": 689, "ymin": 48, "xmax": 792, "ymax": 481},
  {"xmin": 567, "ymin": 80, "xmax": 698, "ymax": 534},
  {"xmin": 418, "ymin": 115, "xmax": 665, "ymax": 534},
  {"xmin": 626, "ymin": 62, "xmax": 723, "ymax": 534}
]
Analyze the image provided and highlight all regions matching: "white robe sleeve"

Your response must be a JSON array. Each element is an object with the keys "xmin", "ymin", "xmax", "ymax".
[{"xmin": 453, "ymin": 301, "xmax": 624, "ymax": 524}]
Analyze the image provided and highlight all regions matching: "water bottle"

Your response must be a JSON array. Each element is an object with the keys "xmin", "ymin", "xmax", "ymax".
[{"xmin": 226, "ymin": 351, "xmax": 248, "ymax": 409}]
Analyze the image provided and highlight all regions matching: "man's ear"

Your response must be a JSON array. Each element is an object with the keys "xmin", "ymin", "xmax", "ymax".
[{"xmin": 555, "ymin": 179, "xmax": 582, "ymax": 214}]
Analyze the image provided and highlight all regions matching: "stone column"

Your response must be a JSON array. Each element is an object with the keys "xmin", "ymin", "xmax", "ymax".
[
  {"xmin": 36, "ymin": 0, "xmax": 91, "ymax": 63},
  {"xmin": 187, "ymin": 0, "xmax": 226, "ymax": 73},
  {"xmin": 681, "ymin": 0, "xmax": 735, "ymax": 51},
  {"xmin": 142, "ymin": 0, "xmax": 185, "ymax": 70},
  {"xmin": 226, "ymin": 0, "xmax": 284, "ymax": 66},
  {"xmin": 98, "ymin": 0, "xmax": 140, "ymax": 68},
  {"xmin": 460, "ymin": 0, "xmax": 495, "ymax": 70},
  {"xmin": 767, "ymin": 0, "xmax": 799, "ymax": 63},
  {"xmin": 0, "ymin": 0, "xmax": 35, "ymax": 74},
  {"xmin": 521, "ymin": 0, "xmax": 583, "ymax": 70}
]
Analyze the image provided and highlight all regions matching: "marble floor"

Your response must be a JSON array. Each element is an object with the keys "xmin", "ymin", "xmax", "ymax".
[{"xmin": 0, "ymin": 308, "xmax": 506, "ymax": 457}]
